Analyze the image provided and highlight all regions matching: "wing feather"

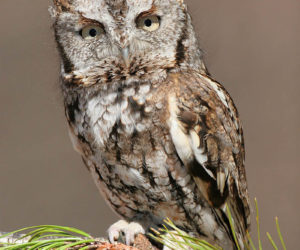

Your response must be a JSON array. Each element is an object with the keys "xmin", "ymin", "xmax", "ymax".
[{"xmin": 167, "ymin": 72, "xmax": 250, "ymax": 243}]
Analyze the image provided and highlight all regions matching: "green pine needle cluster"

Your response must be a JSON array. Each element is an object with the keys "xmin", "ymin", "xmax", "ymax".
[
  {"xmin": 150, "ymin": 218, "xmax": 221, "ymax": 250},
  {"xmin": 0, "ymin": 225, "xmax": 95, "ymax": 250},
  {"xmin": 150, "ymin": 199, "xmax": 287, "ymax": 250},
  {"xmin": 0, "ymin": 199, "xmax": 287, "ymax": 250}
]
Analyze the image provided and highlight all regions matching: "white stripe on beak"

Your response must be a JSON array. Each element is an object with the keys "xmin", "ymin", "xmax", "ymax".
[{"xmin": 122, "ymin": 47, "xmax": 130, "ymax": 67}]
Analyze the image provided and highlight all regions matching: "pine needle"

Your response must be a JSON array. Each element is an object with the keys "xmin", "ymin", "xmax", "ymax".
[
  {"xmin": 226, "ymin": 204, "xmax": 241, "ymax": 250},
  {"xmin": 0, "ymin": 199, "xmax": 289, "ymax": 250},
  {"xmin": 0, "ymin": 225, "xmax": 94, "ymax": 250},
  {"xmin": 255, "ymin": 198, "xmax": 263, "ymax": 250},
  {"xmin": 266, "ymin": 232, "xmax": 278, "ymax": 250},
  {"xmin": 246, "ymin": 230, "xmax": 256, "ymax": 250},
  {"xmin": 275, "ymin": 217, "xmax": 286, "ymax": 250},
  {"xmin": 150, "ymin": 218, "xmax": 221, "ymax": 250}
]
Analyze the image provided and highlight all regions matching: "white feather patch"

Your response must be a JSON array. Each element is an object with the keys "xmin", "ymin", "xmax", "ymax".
[
  {"xmin": 168, "ymin": 96, "xmax": 194, "ymax": 164},
  {"xmin": 189, "ymin": 130, "xmax": 208, "ymax": 165},
  {"xmin": 189, "ymin": 131, "xmax": 215, "ymax": 179},
  {"xmin": 209, "ymin": 80, "xmax": 229, "ymax": 109},
  {"xmin": 114, "ymin": 165, "xmax": 145, "ymax": 187},
  {"xmin": 217, "ymin": 171, "xmax": 226, "ymax": 194},
  {"xmin": 168, "ymin": 95, "xmax": 216, "ymax": 179},
  {"xmin": 87, "ymin": 95, "xmax": 120, "ymax": 147}
]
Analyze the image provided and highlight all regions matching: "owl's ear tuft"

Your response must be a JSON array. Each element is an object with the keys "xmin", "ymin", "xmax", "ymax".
[
  {"xmin": 176, "ymin": 0, "xmax": 186, "ymax": 10},
  {"xmin": 52, "ymin": 0, "xmax": 74, "ymax": 13},
  {"xmin": 48, "ymin": 6, "xmax": 58, "ymax": 19}
]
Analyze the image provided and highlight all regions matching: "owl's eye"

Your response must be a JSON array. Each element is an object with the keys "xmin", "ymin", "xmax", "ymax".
[
  {"xmin": 136, "ymin": 15, "xmax": 160, "ymax": 32},
  {"xmin": 80, "ymin": 25, "xmax": 104, "ymax": 39}
]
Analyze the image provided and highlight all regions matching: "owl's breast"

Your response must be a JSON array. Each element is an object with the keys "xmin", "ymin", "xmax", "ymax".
[
  {"xmin": 64, "ymin": 78, "xmax": 230, "ymax": 240},
  {"xmin": 68, "ymin": 81, "xmax": 198, "ymax": 223},
  {"xmin": 81, "ymin": 82, "xmax": 166, "ymax": 149}
]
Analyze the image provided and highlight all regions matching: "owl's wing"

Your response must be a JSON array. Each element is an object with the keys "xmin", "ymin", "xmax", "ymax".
[{"xmin": 167, "ymin": 72, "xmax": 250, "ymax": 237}]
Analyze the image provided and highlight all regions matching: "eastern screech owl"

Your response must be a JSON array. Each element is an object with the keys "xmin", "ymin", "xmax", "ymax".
[{"xmin": 50, "ymin": 0, "xmax": 250, "ymax": 249}]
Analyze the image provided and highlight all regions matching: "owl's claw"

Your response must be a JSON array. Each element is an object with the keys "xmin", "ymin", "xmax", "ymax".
[
  {"xmin": 125, "ymin": 222, "xmax": 145, "ymax": 245},
  {"xmin": 108, "ymin": 220, "xmax": 145, "ymax": 246},
  {"xmin": 108, "ymin": 220, "xmax": 128, "ymax": 243}
]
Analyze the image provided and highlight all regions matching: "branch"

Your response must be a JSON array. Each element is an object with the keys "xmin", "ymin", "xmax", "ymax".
[{"xmin": 0, "ymin": 231, "xmax": 157, "ymax": 250}]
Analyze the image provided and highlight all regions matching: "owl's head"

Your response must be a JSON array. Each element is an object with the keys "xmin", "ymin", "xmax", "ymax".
[{"xmin": 51, "ymin": 0, "xmax": 205, "ymax": 84}]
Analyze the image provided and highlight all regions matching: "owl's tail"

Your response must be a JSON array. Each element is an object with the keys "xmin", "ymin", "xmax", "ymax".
[{"xmin": 217, "ymin": 186, "xmax": 250, "ymax": 250}]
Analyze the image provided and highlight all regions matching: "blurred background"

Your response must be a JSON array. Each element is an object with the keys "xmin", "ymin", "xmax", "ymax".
[{"xmin": 0, "ymin": 0, "xmax": 299, "ymax": 249}]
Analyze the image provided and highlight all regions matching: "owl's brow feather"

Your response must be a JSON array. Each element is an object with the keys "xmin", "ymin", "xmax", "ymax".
[
  {"xmin": 106, "ymin": 0, "xmax": 159, "ymax": 21},
  {"xmin": 78, "ymin": 14, "xmax": 105, "ymax": 29},
  {"xmin": 53, "ymin": 0, "xmax": 74, "ymax": 13},
  {"xmin": 136, "ymin": 3, "xmax": 157, "ymax": 18}
]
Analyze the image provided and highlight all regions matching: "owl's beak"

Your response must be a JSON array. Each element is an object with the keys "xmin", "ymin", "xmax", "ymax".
[{"xmin": 121, "ymin": 46, "xmax": 130, "ymax": 67}]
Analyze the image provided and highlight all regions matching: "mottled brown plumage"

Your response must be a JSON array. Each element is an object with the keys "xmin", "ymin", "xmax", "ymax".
[{"xmin": 51, "ymin": 0, "xmax": 250, "ymax": 249}]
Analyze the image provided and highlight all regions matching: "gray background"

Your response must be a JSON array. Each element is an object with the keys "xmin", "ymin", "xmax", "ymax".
[{"xmin": 0, "ymin": 0, "xmax": 299, "ymax": 249}]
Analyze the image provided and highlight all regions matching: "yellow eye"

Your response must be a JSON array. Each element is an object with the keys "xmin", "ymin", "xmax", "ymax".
[
  {"xmin": 80, "ymin": 25, "xmax": 104, "ymax": 39},
  {"xmin": 137, "ymin": 15, "xmax": 160, "ymax": 32}
]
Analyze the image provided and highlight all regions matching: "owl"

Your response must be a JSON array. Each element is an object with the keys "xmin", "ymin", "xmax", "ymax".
[{"xmin": 50, "ymin": 0, "xmax": 250, "ymax": 249}]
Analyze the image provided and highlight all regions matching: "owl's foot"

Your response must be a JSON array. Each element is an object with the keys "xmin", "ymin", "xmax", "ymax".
[{"xmin": 108, "ymin": 220, "xmax": 145, "ymax": 246}]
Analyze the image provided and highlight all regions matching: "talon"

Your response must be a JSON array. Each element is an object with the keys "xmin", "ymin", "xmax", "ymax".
[
  {"xmin": 125, "ymin": 222, "xmax": 145, "ymax": 245},
  {"xmin": 107, "ymin": 220, "xmax": 145, "ymax": 246},
  {"xmin": 108, "ymin": 220, "xmax": 129, "ymax": 243}
]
